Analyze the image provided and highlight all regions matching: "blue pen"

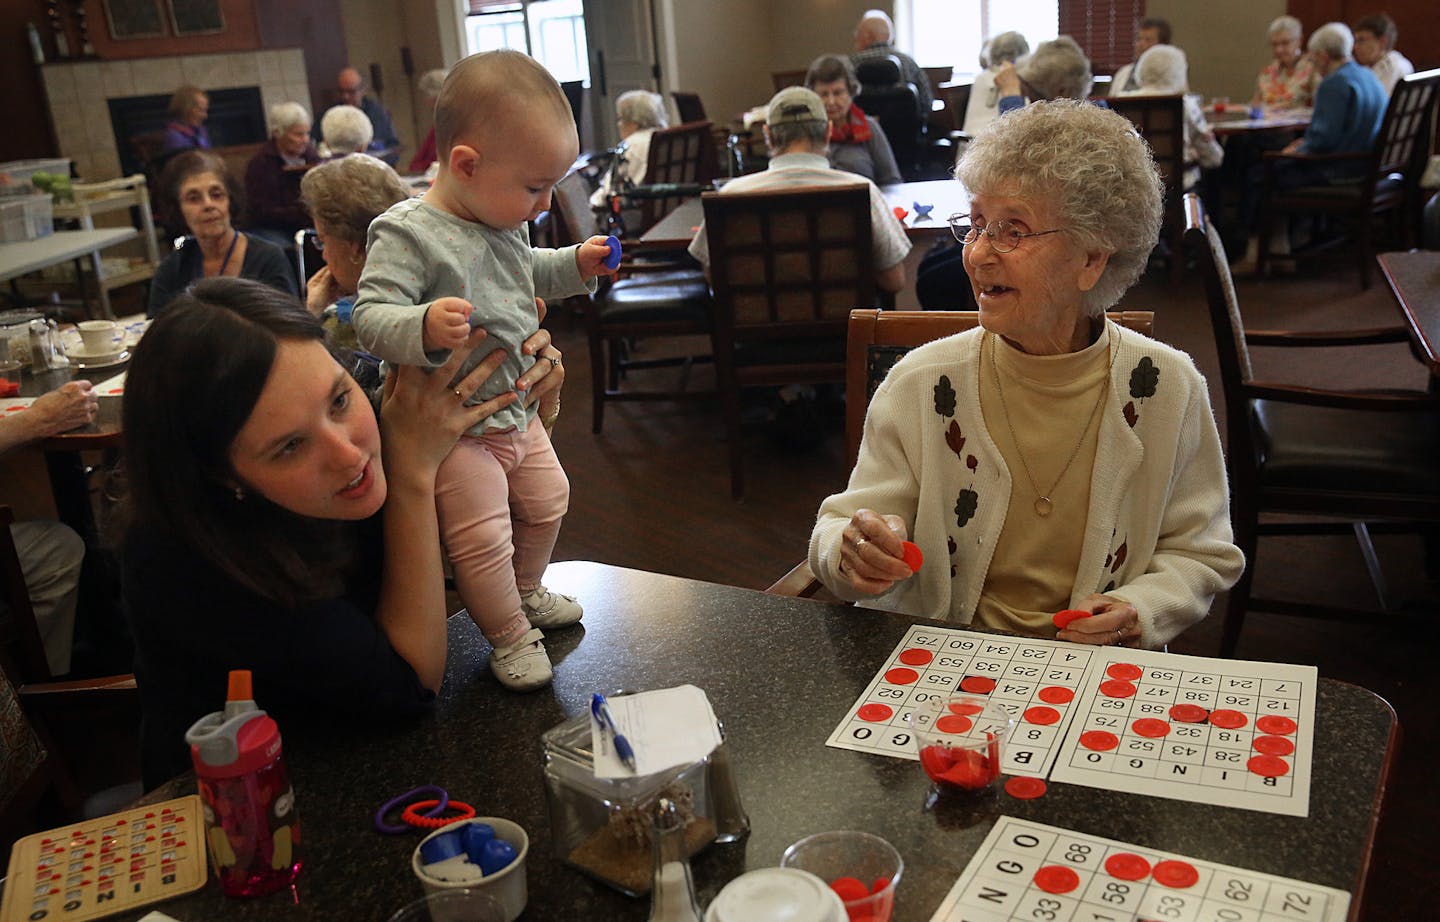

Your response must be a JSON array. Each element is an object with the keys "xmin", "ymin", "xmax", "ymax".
[{"xmin": 591, "ymin": 693, "xmax": 638, "ymax": 772}]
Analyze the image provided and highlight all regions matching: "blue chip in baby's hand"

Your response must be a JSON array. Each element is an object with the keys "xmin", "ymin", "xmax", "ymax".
[
  {"xmin": 604, "ymin": 235, "xmax": 623, "ymax": 270},
  {"xmin": 912, "ymin": 202, "xmax": 934, "ymax": 218},
  {"xmin": 479, "ymin": 838, "xmax": 518, "ymax": 875}
]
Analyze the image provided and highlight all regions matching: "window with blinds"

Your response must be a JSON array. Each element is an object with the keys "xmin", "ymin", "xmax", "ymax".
[{"xmin": 1058, "ymin": 0, "xmax": 1145, "ymax": 75}]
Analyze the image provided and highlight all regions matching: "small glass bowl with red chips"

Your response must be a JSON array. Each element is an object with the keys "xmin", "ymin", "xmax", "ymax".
[
  {"xmin": 907, "ymin": 693, "xmax": 1015, "ymax": 794},
  {"xmin": 780, "ymin": 830, "xmax": 903, "ymax": 922}
]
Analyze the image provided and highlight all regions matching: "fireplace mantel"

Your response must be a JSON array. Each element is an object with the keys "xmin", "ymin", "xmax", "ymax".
[{"xmin": 40, "ymin": 49, "xmax": 310, "ymax": 182}]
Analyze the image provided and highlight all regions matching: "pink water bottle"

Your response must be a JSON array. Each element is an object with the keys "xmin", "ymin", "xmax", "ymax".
[{"xmin": 185, "ymin": 670, "xmax": 302, "ymax": 897}]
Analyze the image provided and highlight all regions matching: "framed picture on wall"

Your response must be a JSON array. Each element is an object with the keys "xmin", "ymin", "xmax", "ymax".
[
  {"xmin": 166, "ymin": 0, "xmax": 225, "ymax": 36},
  {"xmin": 102, "ymin": 0, "xmax": 167, "ymax": 40}
]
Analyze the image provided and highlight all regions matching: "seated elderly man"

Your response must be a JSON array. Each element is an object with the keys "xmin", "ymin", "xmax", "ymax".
[
  {"xmin": 314, "ymin": 67, "xmax": 400, "ymax": 165},
  {"xmin": 1352, "ymin": 13, "xmax": 1413, "ymax": 95},
  {"xmin": 811, "ymin": 100, "xmax": 1243, "ymax": 650},
  {"xmin": 319, "ymin": 104, "xmax": 375, "ymax": 160},
  {"xmin": 687, "ymin": 87, "xmax": 911, "ymax": 294},
  {"xmin": 851, "ymin": 9, "xmax": 933, "ymax": 118},
  {"xmin": 1110, "ymin": 17, "xmax": 1171, "ymax": 95}
]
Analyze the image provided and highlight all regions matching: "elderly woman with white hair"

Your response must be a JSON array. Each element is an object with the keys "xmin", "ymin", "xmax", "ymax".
[
  {"xmin": 319, "ymin": 104, "xmax": 375, "ymax": 160},
  {"xmin": 590, "ymin": 89, "xmax": 669, "ymax": 209},
  {"xmin": 243, "ymin": 101, "xmax": 321, "ymax": 247},
  {"xmin": 1253, "ymin": 15, "xmax": 1318, "ymax": 109},
  {"xmin": 1132, "ymin": 44, "xmax": 1222, "ymax": 191},
  {"xmin": 810, "ymin": 100, "xmax": 1243, "ymax": 650},
  {"xmin": 993, "ymin": 36, "xmax": 1094, "ymax": 112},
  {"xmin": 963, "ymin": 31, "xmax": 1029, "ymax": 135}
]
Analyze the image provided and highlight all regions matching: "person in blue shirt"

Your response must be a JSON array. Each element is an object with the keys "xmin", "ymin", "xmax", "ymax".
[
  {"xmin": 1226, "ymin": 22, "xmax": 1385, "ymax": 260},
  {"xmin": 314, "ymin": 67, "xmax": 402, "ymax": 166}
]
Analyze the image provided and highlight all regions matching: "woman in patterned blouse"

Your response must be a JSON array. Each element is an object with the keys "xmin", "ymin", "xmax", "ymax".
[{"xmin": 1252, "ymin": 16, "xmax": 1318, "ymax": 109}]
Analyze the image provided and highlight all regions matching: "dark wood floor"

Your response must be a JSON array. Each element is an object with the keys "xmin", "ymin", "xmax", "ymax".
[{"xmin": 546, "ymin": 255, "xmax": 1438, "ymax": 920}]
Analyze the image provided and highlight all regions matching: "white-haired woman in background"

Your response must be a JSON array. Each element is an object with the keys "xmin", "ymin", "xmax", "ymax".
[
  {"xmin": 810, "ymin": 100, "xmax": 1242, "ymax": 650},
  {"xmin": 1253, "ymin": 15, "xmax": 1318, "ymax": 109},
  {"xmin": 1131, "ymin": 44, "xmax": 1223, "ymax": 191},
  {"xmin": 963, "ymin": 30, "xmax": 1029, "ymax": 135},
  {"xmin": 319, "ymin": 104, "xmax": 374, "ymax": 160},
  {"xmin": 243, "ymin": 101, "xmax": 320, "ymax": 248},
  {"xmin": 993, "ymin": 36, "xmax": 1094, "ymax": 111},
  {"xmin": 590, "ymin": 89, "xmax": 669, "ymax": 209},
  {"xmin": 408, "ymin": 68, "xmax": 448, "ymax": 174}
]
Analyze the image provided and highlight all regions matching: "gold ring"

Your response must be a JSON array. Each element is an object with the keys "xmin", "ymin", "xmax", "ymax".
[
  {"xmin": 454, "ymin": 388, "xmax": 464, "ymax": 398},
  {"xmin": 855, "ymin": 536, "xmax": 867, "ymax": 553}
]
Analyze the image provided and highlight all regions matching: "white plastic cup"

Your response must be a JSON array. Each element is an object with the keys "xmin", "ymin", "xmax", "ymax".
[
  {"xmin": 411, "ymin": 818, "xmax": 529, "ymax": 922},
  {"xmin": 77, "ymin": 319, "xmax": 117, "ymax": 354},
  {"xmin": 704, "ymin": 867, "xmax": 846, "ymax": 922},
  {"xmin": 386, "ymin": 888, "xmax": 505, "ymax": 922}
]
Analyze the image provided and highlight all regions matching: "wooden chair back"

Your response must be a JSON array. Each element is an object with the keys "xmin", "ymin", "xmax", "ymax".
[
  {"xmin": 702, "ymin": 184, "xmax": 875, "ymax": 496},
  {"xmin": 639, "ymin": 121, "xmax": 720, "ymax": 232},
  {"xmin": 772, "ymin": 70, "xmax": 807, "ymax": 93},
  {"xmin": 937, "ymin": 82, "xmax": 972, "ymax": 134},
  {"xmin": 1106, "ymin": 94, "xmax": 1186, "ymax": 283},
  {"xmin": 549, "ymin": 170, "xmax": 598, "ymax": 247},
  {"xmin": 671, "ymin": 91, "xmax": 707, "ymax": 124},
  {"xmin": 843, "ymin": 310, "xmax": 1155, "ymax": 468}
]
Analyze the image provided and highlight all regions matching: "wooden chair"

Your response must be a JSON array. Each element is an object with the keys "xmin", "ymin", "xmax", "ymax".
[
  {"xmin": 703, "ymin": 185, "xmax": 876, "ymax": 498},
  {"xmin": 1256, "ymin": 68, "xmax": 1440, "ymax": 288},
  {"xmin": 635, "ymin": 121, "xmax": 721, "ymax": 234},
  {"xmin": 671, "ymin": 91, "xmax": 707, "ymax": 124},
  {"xmin": 1107, "ymin": 94, "xmax": 1187, "ymax": 284},
  {"xmin": 767, "ymin": 308, "xmax": 1155, "ymax": 598},
  {"xmin": 547, "ymin": 172, "xmax": 714, "ymax": 433},
  {"xmin": 1184, "ymin": 192, "xmax": 1440, "ymax": 656}
]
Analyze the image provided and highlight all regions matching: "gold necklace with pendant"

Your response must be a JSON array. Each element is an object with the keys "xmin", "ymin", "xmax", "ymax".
[{"xmin": 988, "ymin": 329, "xmax": 1115, "ymax": 517}]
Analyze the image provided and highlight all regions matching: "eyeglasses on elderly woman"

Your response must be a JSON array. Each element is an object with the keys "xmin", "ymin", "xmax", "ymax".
[{"xmin": 948, "ymin": 213, "xmax": 1063, "ymax": 252}]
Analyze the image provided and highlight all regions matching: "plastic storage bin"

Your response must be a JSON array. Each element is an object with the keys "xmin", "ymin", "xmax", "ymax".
[
  {"xmin": 541, "ymin": 711, "xmax": 716, "ymax": 896},
  {"xmin": 0, "ymin": 159, "xmax": 70, "ymax": 197},
  {"xmin": 0, "ymin": 194, "xmax": 54, "ymax": 243}
]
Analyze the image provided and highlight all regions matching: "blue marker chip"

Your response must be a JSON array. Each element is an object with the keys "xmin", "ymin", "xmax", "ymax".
[{"xmin": 604, "ymin": 235, "xmax": 623, "ymax": 270}]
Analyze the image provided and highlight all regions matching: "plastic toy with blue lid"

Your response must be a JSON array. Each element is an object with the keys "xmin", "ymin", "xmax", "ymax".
[{"xmin": 184, "ymin": 670, "xmax": 302, "ymax": 898}]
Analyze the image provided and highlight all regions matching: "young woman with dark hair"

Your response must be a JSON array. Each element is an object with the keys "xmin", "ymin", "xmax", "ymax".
[{"xmin": 121, "ymin": 277, "xmax": 564, "ymax": 786}]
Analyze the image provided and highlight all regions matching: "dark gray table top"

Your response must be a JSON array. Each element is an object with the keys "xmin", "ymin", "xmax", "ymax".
[{"xmin": 108, "ymin": 561, "xmax": 1395, "ymax": 921}]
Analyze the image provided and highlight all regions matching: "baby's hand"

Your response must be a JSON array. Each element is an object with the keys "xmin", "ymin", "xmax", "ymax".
[
  {"xmin": 576, "ymin": 235, "xmax": 620, "ymax": 278},
  {"xmin": 423, "ymin": 297, "xmax": 473, "ymax": 351}
]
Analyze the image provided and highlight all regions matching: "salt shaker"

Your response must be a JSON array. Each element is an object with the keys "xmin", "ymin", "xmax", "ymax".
[{"xmin": 647, "ymin": 797, "xmax": 701, "ymax": 922}]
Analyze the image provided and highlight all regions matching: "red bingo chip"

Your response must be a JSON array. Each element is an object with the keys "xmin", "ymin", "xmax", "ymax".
[
  {"xmin": 901, "ymin": 540, "xmax": 924, "ymax": 572},
  {"xmin": 1208, "ymin": 709, "xmax": 1248, "ymax": 729},
  {"xmin": 1004, "ymin": 776, "xmax": 1047, "ymax": 799},
  {"xmin": 829, "ymin": 876, "xmax": 868, "ymax": 902},
  {"xmin": 1052, "ymin": 609, "xmax": 1092, "ymax": 630},
  {"xmin": 1256, "ymin": 715, "xmax": 1298, "ymax": 736},
  {"xmin": 1033, "ymin": 865, "xmax": 1080, "ymax": 895},
  {"xmin": 1104, "ymin": 852, "xmax": 1152, "ymax": 881},
  {"xmin": 1169, "ymin": 704, "xmax": 1209, "ymax": 723},
  {"xmin": 1152, "ymin": 860, "xmax": 1199, "ymax": 889}
]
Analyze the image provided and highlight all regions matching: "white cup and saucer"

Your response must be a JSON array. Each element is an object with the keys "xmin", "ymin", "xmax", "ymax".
[{"xmin": 70, "ymin": 320, "xmax": 128, "ymax": 367}]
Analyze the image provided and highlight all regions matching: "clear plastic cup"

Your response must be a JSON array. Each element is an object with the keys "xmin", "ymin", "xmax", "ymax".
[
  {"xmin": 780, "ymin": 831, "xmax": 903, "ymax": 922},
  {"xmin": 906, "ymin": 693, "xmax": 1014, "ymax": 792},
  {"xmin": 386, "ymin": 888, "xmax": 505, "ymax": 922}
]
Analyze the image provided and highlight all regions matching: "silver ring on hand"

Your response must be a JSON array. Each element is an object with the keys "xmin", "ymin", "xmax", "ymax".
[
  {"xmin": 546, "ymin": 355, "xmax": 561, "ymax": 368},
  {"xmin": 454, "ymin": 388, "xmax": 464, "ymax": 399},
  {"xmin": 854, "ymin": 536, "xmax": 867, "ymax": 553},
  {"xmin": 1115, "ymin": 629, "xmax": 1124, "ymax": 646}
]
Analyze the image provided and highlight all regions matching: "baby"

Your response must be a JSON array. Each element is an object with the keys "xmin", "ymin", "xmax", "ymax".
[{"xmin": 353, "ymin": 50, "xmax": 614, "ymax": 691}]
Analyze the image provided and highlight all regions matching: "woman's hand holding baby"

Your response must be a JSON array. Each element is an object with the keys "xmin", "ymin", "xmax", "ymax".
[{"xmin": 423, "ymin": 297, "xmax": 474, "ymax": 351}]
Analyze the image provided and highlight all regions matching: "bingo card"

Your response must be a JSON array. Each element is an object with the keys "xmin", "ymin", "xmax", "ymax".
[
  {"xmin": 0, "ymin": 795, "xmax": 207, "ymax": 922},
  {"xmin": 828, "ymin": 625, "xmax": 1095, "ymax": 777},
  {"xmin": 1050, "ymin": 647, "xmax": 1317, "ymax": 817},
  {"xmin": 931, "ymin": 816, "xmax": 1349, "ymax": 922}
]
